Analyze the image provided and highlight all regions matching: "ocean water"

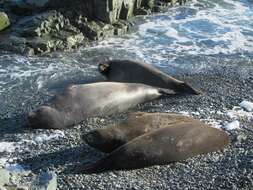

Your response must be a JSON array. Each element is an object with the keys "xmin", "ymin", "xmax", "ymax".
[{"xmin": 0, "ymin": 0, "xmax": 253, "ymax": 117}]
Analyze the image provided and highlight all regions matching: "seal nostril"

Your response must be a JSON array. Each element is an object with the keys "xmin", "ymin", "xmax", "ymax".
[
  {"xmin": 85, "ymin": 134, "xmax": 94, "ymax": 144},
  {"xmin": 83, "ymin": 131, "xmax": 106, "ymax": 150},
  {"xmin": 84, "ymin": 131, "xmax": 101, "ymax": 144},
  {"xmin": 98, "ymin": 63, "xmax": 110, "ymax": 74},
  {"xmin": 99, "ymin": 64, "xmax": 105, "ymax": 71}
]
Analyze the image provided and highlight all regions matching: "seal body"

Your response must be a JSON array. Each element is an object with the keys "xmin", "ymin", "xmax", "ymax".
[
  {"xmin": 83, "ymin": 112, "xmax": 202, "ymax": 153},
  {"xmin": 27, "ymin": 82, "xmax": 172, "ymax": 129},
  {"xmin": 83, "ymin": 122, "xmax": 229, "ymax": 173},
  {"xmin": 99, "ymin": 60, "xmax": 201, "ymax": 95}
]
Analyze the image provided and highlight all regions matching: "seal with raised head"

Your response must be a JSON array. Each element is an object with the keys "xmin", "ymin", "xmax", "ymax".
[
  {"xmin": 83, "ymin": 112, "xmax": 202, "ymax": 153},
  {"xmin": 99, "ymin": 59, "xmax": 201, "ymax": 95},
  {"xmin": 81, "ymin": 121, "xmax": 229, "ymax": 173},
  {"xmin": 27, "ymin": 82, "xmax": 174, "ymax": 129}
]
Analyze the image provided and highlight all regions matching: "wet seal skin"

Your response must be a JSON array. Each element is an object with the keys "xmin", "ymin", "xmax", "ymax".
[
  {"xmin": 98, "ymin": 59, "xmax": 202, "ymax": 95},
  {"xmin": 83, "ymin": 112, "xmax": 203, "ymax": 153},
  {"xmin": 26, "ymin": 82, "xmax": 175, "ymax": 129},
  {"xmin": 81, "ymin": 121, "xmax": 229, "ymax": 173}
]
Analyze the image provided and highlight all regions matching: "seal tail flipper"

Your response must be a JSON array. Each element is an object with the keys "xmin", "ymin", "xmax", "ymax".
[{"xmin": 178, "ymin": 82, "xmax": 203, "ymax": 95}]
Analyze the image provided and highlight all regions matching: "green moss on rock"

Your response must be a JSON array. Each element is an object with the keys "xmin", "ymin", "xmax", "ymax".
[{"xmin": 0, "ymin": 12, "xmax": 10, "ymax": 31}]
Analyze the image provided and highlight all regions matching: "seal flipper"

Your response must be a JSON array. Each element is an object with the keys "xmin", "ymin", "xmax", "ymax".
[
  {"xmin": 77, "ymin": 157, "xmax": 112, "ymax": 174},
  {"xmin": 175, "ymin": 82, "xmax": 202, "ymax": 95},
  {"xmin": 158, "ymin": 88, "xmax": 178, "ymax": 98}
]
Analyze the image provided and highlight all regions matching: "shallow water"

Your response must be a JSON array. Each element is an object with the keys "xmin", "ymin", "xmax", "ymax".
[{"xmin": 0, "ymin": 0, "xmax": 253, "ymax": 117}]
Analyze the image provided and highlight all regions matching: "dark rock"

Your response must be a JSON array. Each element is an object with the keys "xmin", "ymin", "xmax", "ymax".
[
  {"xmin": 134, "ymin": 7, "xmax": 151, "ymax": 15},
  {"xmin": 0, "ymin": 11, "xmax": 85, "ymax": 54},
  {"xmin": 94, "ymin": 0, "xmax": 123, "ymax": 23},
  {"xmin": 77, "ymin": 20, "xmax": 115, "ymax": 41},
  {"xmin": 10, "ymin": 0, "xmax": 49, "ymax": 15},
  {"xmin": 113, "ymin": 20, "xmax": 131, "ymax": 35},
  {"xmin": 142, "ymin": 0, "xmax": 156, "ymax": 9}
]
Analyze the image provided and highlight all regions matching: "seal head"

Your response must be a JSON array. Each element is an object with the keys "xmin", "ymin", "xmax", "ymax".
[
  {"xmin": 83, "ymin": 130, "xmax": 124, "ymax": 153},
  {"xmin": 27, "ymin": 106, "xmax": 64, "ymax": 129},
  {"xmin": 98, "ymin": 60, "xmax": 202, "ymax": 95}
]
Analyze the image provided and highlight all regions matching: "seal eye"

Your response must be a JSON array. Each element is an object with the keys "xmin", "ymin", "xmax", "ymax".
[{"xmin": 98, "ymin": 63, "xmax": 110, "ymax": 74}]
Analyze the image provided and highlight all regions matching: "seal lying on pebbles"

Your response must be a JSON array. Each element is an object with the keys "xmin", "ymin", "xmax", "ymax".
[
  {"xmin": 83, "ymin": 112, "xmax": 202, "ymax": 153},
  {"xmin": 99, "ymin": 59, "xmax": 201, "ymax": 95},
  {"xmin": 27, "ymin": 82, "xmax": 174, "ymax": 129},
  {"xmin": 82, "ymin": 121, "xmax": 229, "ymax": 173}
]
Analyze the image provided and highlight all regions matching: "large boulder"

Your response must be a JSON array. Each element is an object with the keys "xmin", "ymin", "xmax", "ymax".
[
  {"xmin": 0, "ymin": 12, "xmax": 10, "ymax": 31},
  {"xmin": 15, "ymin": 11, "xmax": 69, "ymax": 37},
  {"xmin": 0, "ymin": 11, "xmax": 85, "ymax": 54}
]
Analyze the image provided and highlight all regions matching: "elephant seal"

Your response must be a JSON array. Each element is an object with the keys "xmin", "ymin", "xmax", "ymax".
[
  {"xmin": 81, "ymin": 122, "xmax": 229, "ymax": 173},
  {"xmin": 99, "ymin": 59, "xmax": 201, "ymax": 95},
  {"xmin": 27, "ymin": 82, "xmax": 174, "ymax": 129},
  {"xmin": 83, "ymin": 112, "xmax": 202, "ymax": 153}
]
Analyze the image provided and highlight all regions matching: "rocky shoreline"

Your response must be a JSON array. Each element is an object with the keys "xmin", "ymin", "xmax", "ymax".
[
  {"xmin": 0, "ymin": 0, "xmax": 252, "ymax": 189},
  {"xmin": 0, "ymin": 0, "xmax": 186, "ymax": 55}
]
